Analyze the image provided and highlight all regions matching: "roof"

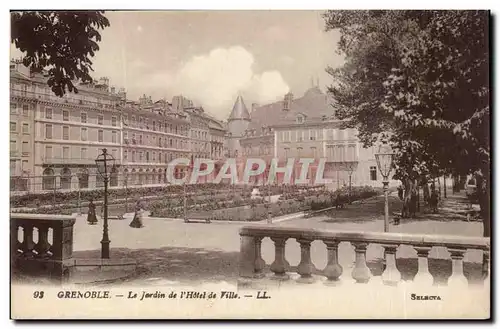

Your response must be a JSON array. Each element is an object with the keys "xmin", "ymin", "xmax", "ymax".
[
  {"xmin": 247, "ymin": 86, "xmax": 334, "ymax": 130},
  {"xmin": 228, "ymin": 95, "xmax": 251, "ymax": 121}
]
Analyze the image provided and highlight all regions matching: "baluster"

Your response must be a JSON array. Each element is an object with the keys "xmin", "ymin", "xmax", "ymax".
[
  {"xmin": 35, "ymin": 225, "xmax": 51, "ymax": 258},
  {"xmin": 239, "ymin": 234, "xmax": 257, "ymax": 278},
  {"xmin": 11, "ymin": 223, "xmax": 20, "ymax": 266},
  {"xmin": 254, "ymin": 237, "xmax": 266, "ymax": 278},
  {"xmin": 381, "ymin": 244, "xmax": 401, "ymax": 286},
  {"xmin": 351, "ymin": 242, "xmax": 371, "ymax": 283},
  {"xmin": 296, "ymin": 238, "xmax": 315, "ymax": 283},
  {"xmin": 21, "ymin": 224, "xmax": 35, "ymax": 258},
  {"xmin": 483, "ymin": 250, "xmax": 490, "ymax": 285},
  {"xmin": 270, "ymin": 237, "xmax": 289, "ymax": 280},
  {"xmin": 323, "ymin": 239, "xmax": 343, "ymax": 284},
  {"xmin": 413, "ymin": 246, "xmax": 434, "ymax": 286},
  {"xmin": 447, "ymin": 248, "xmax": 468, "ymax": 288}
]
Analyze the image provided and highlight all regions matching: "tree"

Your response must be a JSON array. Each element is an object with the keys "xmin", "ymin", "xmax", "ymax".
[
  {"xmin": 11, "ymin": 11, "xmax": 110, "ymax": 96},
  {"xmin": 324, "ymin": 10, "xmax": 490, "ymax": 235}
]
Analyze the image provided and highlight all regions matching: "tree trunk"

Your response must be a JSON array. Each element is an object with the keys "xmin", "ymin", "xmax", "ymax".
[
  {"xmin": 423, "ymin": 182, "xmax": 430, "ymax": 205},
  {"xmin": 443, "ymin": 176, "xmax": 447, "ymax": 198},
  {"xmin": 416, "ymin": 185, "xmax": 420, "ymax": 212},
  {"xmin": 476, "ymin": 170, "xmax": 490, "ymax": 238},
  {"xmin": 437, "ymin": 177, "xmax": 442, "ymax": 200},
  {"xmin": 401, "ymin": 179, "xmax": 417, "ymax": 218},
  {"xmin": 452, "ymin": 174, "xmax": 460, "ymax": 193}
]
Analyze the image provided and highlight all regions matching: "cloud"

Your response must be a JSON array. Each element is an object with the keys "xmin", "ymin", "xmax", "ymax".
[
  {"xmin": 137, "ymin": 25, "xmax": 143, "ymax": 32},
  {"xmin": 166, "ymin": 46, "xmax": 289, "ymax": 119}
]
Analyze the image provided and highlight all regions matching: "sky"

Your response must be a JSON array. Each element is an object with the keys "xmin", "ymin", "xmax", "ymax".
[{"xmin": 11, "ymin": 11, "xmax": 344, "ymax": 120}]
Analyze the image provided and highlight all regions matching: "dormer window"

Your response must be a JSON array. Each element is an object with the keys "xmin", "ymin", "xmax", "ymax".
[{"xmin": 296, "ymin": 113, "xmax": 306, "ymax": 124}]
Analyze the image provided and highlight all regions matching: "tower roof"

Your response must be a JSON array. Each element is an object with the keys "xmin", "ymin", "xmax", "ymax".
[{"xmin": 228, "ymin": 95, "xmax": 251, "ymax": 121}]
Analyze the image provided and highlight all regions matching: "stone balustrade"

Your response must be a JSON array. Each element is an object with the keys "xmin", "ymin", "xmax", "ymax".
[
  {"xmin": 239, "ymin": 226, "xmax": 490, "ymax": 287},
  {"xmin": 11, "ymin": 213, "xmax": 77, "ymax": 283}
]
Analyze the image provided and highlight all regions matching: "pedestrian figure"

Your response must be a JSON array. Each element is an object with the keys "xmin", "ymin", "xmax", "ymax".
[
  {"xmin": 397, "ymin": 185, "xmax": 404, "ymax": 200},
  {"xmin": 423, "ymin": 183, "xmax": 430, "ymax": 205},
  {"xmin": 129, "ymin": 199, "xmax": 144, "ymax": 228},
  {"xmin": 430, "ymin": 188, "xmax": 439, "ymax": 213},
  {"xmin": 410, "ymin": 189, "xmax": 418, "ymax": 218},
  {"xmin": 87, "ymin": 200, "xmax": 98, "ymax": 225}
]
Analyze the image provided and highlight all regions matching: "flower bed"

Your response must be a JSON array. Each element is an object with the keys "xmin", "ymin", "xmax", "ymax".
[
  {"xmin": 10, "ymin": 183, "xmax": 253, "ymax": 209},
  {"xmin": 209, "ymin": 195, "xmax": 330, "ymax": 221},
  {"xmin": 149, "ymin": 194, "xmax": 263, "ymax": 218},
  {"xmin": 150, "ymin": 193, "xmax": 331, "ymax": 221}
]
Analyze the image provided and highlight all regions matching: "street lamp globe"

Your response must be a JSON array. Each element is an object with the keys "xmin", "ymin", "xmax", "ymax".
[
  {"xmin": 95, "ymin": 148, "xmax": 116, "ymax": 178},
  {"xmin": 375, "ymin": 144, "xmax": 394, "ymax": 181}
]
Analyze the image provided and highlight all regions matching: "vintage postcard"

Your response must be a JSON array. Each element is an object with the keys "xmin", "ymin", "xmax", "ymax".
[{"xmin": 9, "ymin": 9, "xmax": 490, "ymax": 320}]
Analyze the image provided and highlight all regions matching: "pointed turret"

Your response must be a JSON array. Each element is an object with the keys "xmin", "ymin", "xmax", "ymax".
[
  {"xmin": 227, "ymin": 94, "xmax": 252, "ymax": 158},
  {"xmin": 228, "ymin": 95, "xmax": 251, "ymax": 121}
]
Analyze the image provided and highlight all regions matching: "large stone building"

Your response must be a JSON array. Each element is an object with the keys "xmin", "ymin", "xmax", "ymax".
[
  {"xmin": 227, "ymin": 83, "xmax": 399, "ymax": 188},
  {"xmin": 9, "ymin": 62, "xmax": 227, "ymax": 192},
  {"xmin": 120, "ymin": 95, "xmax": 191, "ymax": 186},
  {"xmin": 10, "ymin": 61, "xmax": 123, "ymax": 192}
]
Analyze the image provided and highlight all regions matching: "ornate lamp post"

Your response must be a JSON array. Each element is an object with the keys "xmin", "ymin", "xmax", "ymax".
[
  {"xmin": 94, "ymin": 148, "xmax": 115, "ymax": 259},
  {"xmin": 375, "ymin": 144, "xmax": 394, "ymax": 233}
]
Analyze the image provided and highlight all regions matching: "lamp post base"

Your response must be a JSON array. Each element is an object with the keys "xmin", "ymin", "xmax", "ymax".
[{"xmin": 101, "ymin": 240, "xmax": 110, "ymax": 259}]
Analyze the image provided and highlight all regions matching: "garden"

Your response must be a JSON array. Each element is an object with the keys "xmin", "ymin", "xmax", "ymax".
[
  {"xmin": 150, "ymin": 185, "xmax": 380, "ymax": 222},
  {"xmin": 10, "ymin": 183, "xmax": 381, "ymax": 221}
]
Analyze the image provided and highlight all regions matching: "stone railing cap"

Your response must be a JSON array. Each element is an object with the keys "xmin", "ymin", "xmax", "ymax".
[
  {"xmin": 240, "ymin": 226, "xmax": 490, "ymax": 250},
  {"xmin": 10, "ymin": 213, "xmax": 77, "ymax": 221}
]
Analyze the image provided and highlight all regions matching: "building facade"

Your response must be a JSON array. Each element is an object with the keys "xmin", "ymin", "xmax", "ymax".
[
  {"xmin": 9, "ymin": 63, "xmax": 228, "ymax": 193},
  {"xmin": 10, "ymin": 62, "xmax": 123, "ymax": 192},
  {"xmin": 121, "ymin": 97, "xmax": 191, "ymax": 186},
  {"xmin": 229, "ymin": 83, "xmax": 399, "ymax": 188},
  {"xmin": 10, "ymin": 64, "xmax": 35, "ymax": 191}
]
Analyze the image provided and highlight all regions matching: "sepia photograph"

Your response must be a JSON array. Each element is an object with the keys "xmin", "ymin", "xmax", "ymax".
[{"xmin": 8, "ymin": 8, "xmax": 491, "ymax": 320}]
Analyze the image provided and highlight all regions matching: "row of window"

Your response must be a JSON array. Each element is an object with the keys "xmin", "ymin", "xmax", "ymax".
[
  {"xmin": 123, "ymin": 131, "xmax": 187, "ymax": 149},
  {"xmin": 280, "ymin": 145, "xmax": 357, "ymax": 161},
  {"xmin": 10, "ymin": 122, "xmax": 29, "ymax": 134},
  {"xmin": 10, "ymin": 140, "xmax": 30, "ymax": 155},
  {"xmin": 42, "ymin": 108, "xmax": 119, "ymax": 127},
  {"xmin": 10, "ymin": 103, "xmax": 30, "ymax": 115},
  {"xmin": 10, "ymin": 159, "xmax": 29, "ymax": 175},
  {"xmin": 283, "ymin": 147, "xmax": 318, "ymax": 158},
  {"xmin": 191, "ymin": 130, "xmax": 208, "ymax": 140},
  {"xmin": 124, "ymin": 114, "xmax": 189, "ymax": 136},
  {"xmin": 326, "ymin": 144, "xmax": 358, "ymax": 162},
  {"xmin": 43, "ymin": 145, "xmax": 119, "ymax": 161},
  {"xmin": 192, "ymin": 141, "xmax": 209, "ymax": 152},
  {"xmin": 123, "ymin": 150, "xmax": 187, "ymax": 163},
  {"xmin": 11, "ymin": 83, "xmax": 115, "ymax": 106},
  {"xmin": 39, "ymin": 167, "xmax": 117, "ymax": 190},
  {"xmin": 278, "ymin": 128, "xmax": 357, "ymax": 143},
  {"xmin": 243, "ymin": 145, "xmax": 273, "ymax": 156},
  {"xmin": 44, "ymin": 124, "xmax": 120, "ymax": 143}
]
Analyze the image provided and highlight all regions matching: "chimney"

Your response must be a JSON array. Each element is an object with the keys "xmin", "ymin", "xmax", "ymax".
[
  {"xmin": 110, "ymin": 86, "xmax": 116, "ymax": 94},
  {"xmin": 283, "ymin": 92, "xmax": 293, "ymax": 111}
]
